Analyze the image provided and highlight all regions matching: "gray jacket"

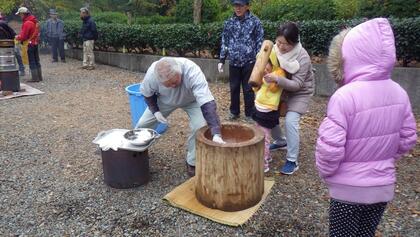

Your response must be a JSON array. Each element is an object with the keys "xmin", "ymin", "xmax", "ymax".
[
  {"xmin": 276, "ymin": 47, "xmax": 314, "ymax": 114},
  {"xmin": 46, "ymin": 18, "xmax": 65, "ymax": 40}
]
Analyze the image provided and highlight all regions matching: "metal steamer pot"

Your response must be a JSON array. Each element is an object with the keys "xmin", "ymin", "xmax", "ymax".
[{"xmin": 0, "ymin": 39, "xmax": 20, "ymax": 92}]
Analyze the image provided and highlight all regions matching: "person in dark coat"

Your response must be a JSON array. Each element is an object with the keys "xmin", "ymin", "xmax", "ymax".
[
  {"xmin": 79, "ymin": 7, "xmax": 98, "ymax": 70},
  {"xmin": 218, "ymin": 0, "xmax": 264, "ymax": 121}
]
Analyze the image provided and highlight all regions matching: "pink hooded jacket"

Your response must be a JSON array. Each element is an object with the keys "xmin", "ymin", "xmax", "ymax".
[{"xmin": 315, "ymin": 18, "xmax": 417, "ymax": 204}]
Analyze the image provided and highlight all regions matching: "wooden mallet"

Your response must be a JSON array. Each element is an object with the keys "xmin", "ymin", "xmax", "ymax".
[{"xmin": 248, "ymin": 40, "xmax": 274, "ymax": 87}]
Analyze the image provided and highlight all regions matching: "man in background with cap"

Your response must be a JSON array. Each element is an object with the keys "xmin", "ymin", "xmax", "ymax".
[
  {"xmin": 15, "ymin": 7, "xmax": 43, "ymax": 82},
  {"xmin": 218, "ymin": 0, "xmax": 264, "ymax": 122},
  {"xmin": 79, "ymin": 7, "xmax": 97, "ymax": 70},
  {"xmin": 46, "ymin": 9, "xmax": 66, "ymax": 63}
]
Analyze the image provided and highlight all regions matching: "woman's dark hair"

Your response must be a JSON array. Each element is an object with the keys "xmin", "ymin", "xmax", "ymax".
[{"xmin": 276, "ymin": 22, "xmax": 299, "ymax": 45}]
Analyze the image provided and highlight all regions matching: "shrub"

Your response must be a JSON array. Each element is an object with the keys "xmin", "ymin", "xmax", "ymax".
[
  {"xmin": 93, "ymin": 11, "xmax": 128, "ymax": 24},
  {"xmin": 357, "ymin": 0, "xmax": 420, "ymax": 18},
  {"xmin": 333, "ymin": 0, "xmax": 360, "ymax": 19},
  {"xmin": 250, "ymin": 0, "xmax": 268, "ymax": 17},
  {"xmin": 217, "ymin": 9, "xmax": 233, "ymax": 22},
  {"xmin": 175, "ymin": 0, "xmax": 221, "ymax": 23},
  {"xmin": 260, "ymin": 0, "xmax": 337, "ymax": 21},
  {"xmin": 382, "ymin": 0, "xmax": 419, "ymax": 18},
  {"xmin": 61, "ymin": 11, "xmax": 128, "ymax": 24},
  {"xmin": 64, "ymin": 17, "xmax": 420, "ymax": 65},
  {"xmin": 134, "ymin": 15, "xmax": 176, "ymax": 25},
  {"xmin": 61, "ymin": 11, "xmax": 80, "ymax": 22},
  {"xmin": 357, "ymin": 0, "xmax": 386, "ymax": 18},
  {"xmin": 0, "ymin": 0, "xmax": 16, "ymax": 15},
  {"xmin": 389, "ymin": 17, "xmax": 420, "ymax": 65}
]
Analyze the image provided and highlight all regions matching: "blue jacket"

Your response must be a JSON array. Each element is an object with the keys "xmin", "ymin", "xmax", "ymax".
[
  {"xmin": 219, "ymin": 11, "xmax": 264, "ymax": 67},
  {"xmin": 46, "ymin": 18, "xmax": 66, "ymax": 40},
  {"xmin": 80, "ymin": 16, "xmax": 98, "ymax": 41}
]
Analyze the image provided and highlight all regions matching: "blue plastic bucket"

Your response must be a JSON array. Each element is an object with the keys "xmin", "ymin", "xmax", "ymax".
[{"xmin": 125, "ymin": 83, "xmax": 168, "ymax": 134}]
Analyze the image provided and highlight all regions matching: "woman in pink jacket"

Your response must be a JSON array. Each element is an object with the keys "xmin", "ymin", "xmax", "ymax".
[{"xmin": 315, "ymin": 18, "xmax": 417, "ymax": 236}]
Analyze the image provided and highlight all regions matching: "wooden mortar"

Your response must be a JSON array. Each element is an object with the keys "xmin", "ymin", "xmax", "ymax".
[{"xmin": 195, "ymin": 123, "xmax": 265, "ymax": 211}]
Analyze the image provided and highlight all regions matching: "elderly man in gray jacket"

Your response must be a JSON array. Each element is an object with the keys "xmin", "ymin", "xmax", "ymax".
[
  {"xmin": 136, "ymin": 57, "xmax": 225, "ymax": 177},
  {"xmin": 45, "ymin": 9, "xmax": 66, "ymax": 62}
]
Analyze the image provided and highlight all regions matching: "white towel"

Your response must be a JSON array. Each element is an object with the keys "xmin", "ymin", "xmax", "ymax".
[{"xmin": 273, "ymin": 42, "xmax": 302, "ymax": 74}]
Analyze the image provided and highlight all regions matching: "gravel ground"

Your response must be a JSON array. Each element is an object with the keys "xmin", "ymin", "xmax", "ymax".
[{"xmin": 0, "ymin": 55, "xmax": 419, "ymax": 236}]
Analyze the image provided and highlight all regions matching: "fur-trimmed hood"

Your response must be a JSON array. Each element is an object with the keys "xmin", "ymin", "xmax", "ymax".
[{"xmin": 327, "ymin": 18, "xmax": 396, "ymax": 85}]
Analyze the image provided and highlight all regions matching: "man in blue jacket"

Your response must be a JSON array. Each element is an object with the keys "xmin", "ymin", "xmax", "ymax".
[
  {"xmin": 79, "ymin": 7, "xmax": 97, "ymax": 70},
  {"xmin": 46, "ymin": 9, "xmax": 66, "ymax": 63},
  {"xmin": 218, "ymin": 0, "xmax": 264, "ymax": 121}
]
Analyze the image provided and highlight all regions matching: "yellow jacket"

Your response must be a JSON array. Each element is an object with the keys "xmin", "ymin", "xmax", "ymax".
[
  {"xmin": 255, "ymin": 68, "xmax": 285, "ymax": 111},
  {"xmin": 269, "ymin": 48, "xmax": 283, "ymax": 71}
]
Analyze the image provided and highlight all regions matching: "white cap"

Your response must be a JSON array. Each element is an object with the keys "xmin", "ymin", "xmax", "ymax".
[{"xmin": 15, "ymin": 7, "xmax": 29, "ymax": 15}]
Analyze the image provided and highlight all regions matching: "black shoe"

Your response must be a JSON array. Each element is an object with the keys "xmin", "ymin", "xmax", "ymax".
[
  {"xmin": 37, "ymin": 68, "xmax": 43, "ymax": 81},
  {"xmin": 94, "ymin": 148, "xmax": 101, "ymax": 155},
  {"xmin": 229, "ymin": 113, "xmax": 240, "ymax": 120},
  {"xmin": 61, "ymin": 59, "xmax": 66, "ymax": 63},
  {"xmin": 29, "ymin": 69, "xmax": 40, "ymax": 82},
  {"xmin": 52, "ymin": 60, "xmax": 58, "ymax": 63},
  {"xmin": 186, "ymin": 162, "xmax": 195, "ymax": 177},
  {"xmin": 244, "ymin": 116, "xmax": 254, "ymax": 123}
]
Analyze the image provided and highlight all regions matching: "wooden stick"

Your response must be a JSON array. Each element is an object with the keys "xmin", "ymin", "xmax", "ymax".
[{"xmin": 248, "ymin": 40, "xmax": 274, "ymax": 87}]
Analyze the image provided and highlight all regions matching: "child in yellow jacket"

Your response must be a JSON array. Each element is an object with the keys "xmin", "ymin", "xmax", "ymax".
[{"xmin": 252, "ymin": 56, "xmax": 285, "ymax": 172}]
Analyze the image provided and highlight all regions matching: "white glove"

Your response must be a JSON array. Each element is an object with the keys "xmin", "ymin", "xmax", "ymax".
[
  {"xmin": 217, "ymin": 63, "xmax": 224, "ymax": 73},
  {"xmin": 153, "ymin": 111, "xmax": 168, "ymax": 124},
  {"xmin": 212, "ymin": 134, "xmax": 226, "ymax": 144}
]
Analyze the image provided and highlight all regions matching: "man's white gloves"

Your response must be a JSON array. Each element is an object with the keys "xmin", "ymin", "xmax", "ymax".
[
  {"xmin": 217, "ymin": 63, "xmax": 224, "ymax": 73},
  {"xmin": 153, "ymin": 111, "xmax": 168, "ymax": 124},
  {"xmin": 212, "ymin": 134, "xmax": 226, "ymax": 144}
]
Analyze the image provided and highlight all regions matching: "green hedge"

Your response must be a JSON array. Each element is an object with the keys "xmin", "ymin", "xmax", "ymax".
[
  {"xmin": 92, "ymin": 12, "xmax": 128, "ymax": 24},
  {"xmin": 64, "ymin": 17, "xmax": 420, "ymax": 64},
  {"xmin": 134, "ymin": 15, "xmax": 176, "ymax": 25},
  {"xmin": 358, "ymin": 0, "xmax": 420, "ymax": 18}
]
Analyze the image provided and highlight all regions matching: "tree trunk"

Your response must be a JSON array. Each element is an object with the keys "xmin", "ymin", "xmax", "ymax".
[
  {"xmin": 193, "ymin": 0, "xmax": 202, "ymax": 24},
  {"xmin": 195, "ymin": 123, "xmax": 265, "ymax": 212},
  {"xmin": 126, "ymin": 11, "xmax": 133, "ymax": 25}
]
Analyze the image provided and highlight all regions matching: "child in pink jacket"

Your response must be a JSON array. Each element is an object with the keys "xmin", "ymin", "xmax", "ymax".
[{"xmin": 315, "ymin": 18, "xmax": 417, "ymax": 236}]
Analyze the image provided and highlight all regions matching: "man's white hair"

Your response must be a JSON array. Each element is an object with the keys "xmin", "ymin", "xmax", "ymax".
[
  {"xmin": 80, "ymin": 7, "xmax": 89, "ymax": 14},
  {"xmin": 154, "ymin": 58, "xmax": 182, "ymax": 83}
]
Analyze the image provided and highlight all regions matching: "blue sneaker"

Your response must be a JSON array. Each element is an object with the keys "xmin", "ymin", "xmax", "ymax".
[
  {"xmin": 269, "ymin": 142, "xmax": 287, "ymax": 151},
  {"xmin": 280, "ymin": 160, "xmax": 299, "ymax": 175}
]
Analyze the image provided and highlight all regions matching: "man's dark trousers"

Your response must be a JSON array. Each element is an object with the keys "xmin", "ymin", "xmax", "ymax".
[
  {"xmin": 229, "ymin": 62, "xmax": 255, "ymax": 117},
  {"xmin": 50, "ymin": 37, "xmax": 65, "ymax": 61}
]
